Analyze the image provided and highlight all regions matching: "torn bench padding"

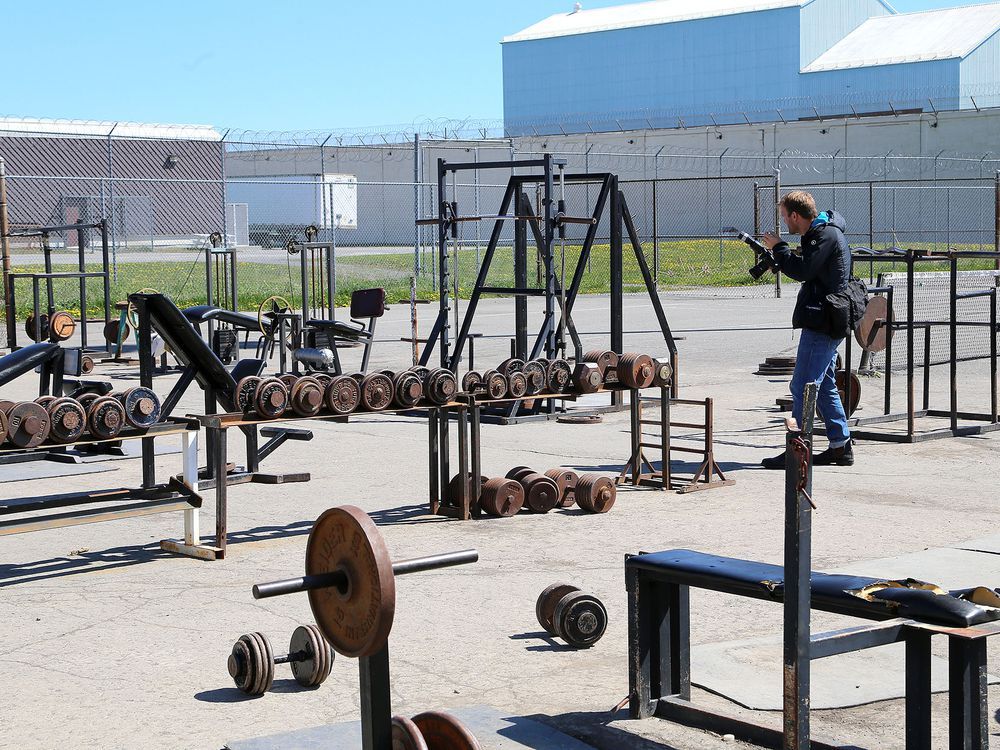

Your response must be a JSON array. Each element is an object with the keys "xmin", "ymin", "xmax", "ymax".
[{"xmin": 628, "ymin": 549, "xmax": 1000, "ymax": 627}]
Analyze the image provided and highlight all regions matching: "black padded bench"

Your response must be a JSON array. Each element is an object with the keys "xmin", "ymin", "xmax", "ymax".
[{"xmin": 626, "ymin": 548, "xmax": 999, "ymax": 750}]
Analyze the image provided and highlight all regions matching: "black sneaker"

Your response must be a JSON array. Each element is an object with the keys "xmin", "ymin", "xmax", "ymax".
[
  {"xmin": 761, "ymin": 452, "xmax": 787, "ymax": 470},
  {"xmin": 813, "ymin": 443, "xmax": 854, "ymax": 467}
]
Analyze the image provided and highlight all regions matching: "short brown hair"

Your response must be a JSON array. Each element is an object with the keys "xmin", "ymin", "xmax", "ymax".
[{"xmin": 780, "ymin": 191, "xmax": 818, "ymax": 221}]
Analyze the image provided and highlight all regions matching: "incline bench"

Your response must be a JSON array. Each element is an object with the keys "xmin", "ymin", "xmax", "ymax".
[{"xmin": 626, "ymin": 548, "xmax": 1000, "ymax": 750}]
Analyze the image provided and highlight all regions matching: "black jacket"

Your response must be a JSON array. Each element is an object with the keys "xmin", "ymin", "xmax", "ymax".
[{"xmin": 772, "ymin": 211, "xmax": 851, "ymax": 332}]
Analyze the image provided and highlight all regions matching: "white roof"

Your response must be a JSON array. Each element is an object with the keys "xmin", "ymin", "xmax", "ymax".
[
  {"xmin": 503, "ymin": 0, "xmax": 806, "ymax": 43},
  {"xmin": 803, "ymin": 3, "xmax": 1000, "ymax": 72},
  {"xmin": 0, "ymin": 117, "xmax": 221, "ymax": 141}
]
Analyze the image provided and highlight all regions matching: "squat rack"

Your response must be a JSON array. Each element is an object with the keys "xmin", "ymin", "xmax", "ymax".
[{"xmin": 417, "ymin": 156, "xmax": 678, "ymax": 423}]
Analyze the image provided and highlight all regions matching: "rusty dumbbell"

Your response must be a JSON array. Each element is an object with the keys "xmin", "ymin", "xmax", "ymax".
[
  {"xmin": 447, "ymin": 472, "xmax": 489, "ymax": 509},
  {"xmin": 78, "ymin": 394, "xmax": 127, "ymax": 440},
  {"xmin": 617, "ymin": 353, "xmax": 655, "ymax": 389},
  {"xmin": 535, "ymin": 583, "xmax": 608, "ymax": 649},
  {"xmin": 289, "ymin": 377, "xmax": 324, "ymax": 417},
  {"xmin": 359, "ymin": 372, "xmax": 393, "ymax": 411},
  {"xmin": 1, "ymin": 400, "xmax": 51, "ymax": 448},
  {"xmin": 325, "ymin": 375, "xmax": 360, "ymax": 415},
  {"xmin": 115, "ymin": 387, "xmax": 162, "ymax": 428},
  {"xmin": 393, "ymin": 370, "xmax": 424, "ymax": 408},
  {"xmin": 479, "ymin": 477, "xmax": 525, "ymax": 517},
  {"xmin": 574, "ymin": 474, "xmax": 616, "ymax": 513},
  {"xmin": 44, "ymin": 397, "xmax": 88, "ymax": 444},
  {"xmin": 505, "ymin": 467, "xmax": 559, "ymax": 513},
  {"xmin": 544, "ymin": 468, "xmax": 580, "ymax": 508},
  {"xmin": 424, "ymin": 368, "xmax": 458, "ymax": 405},
  {"xmin": 582, "ymin": 350, "xmax": 619, "ymax": 384}
]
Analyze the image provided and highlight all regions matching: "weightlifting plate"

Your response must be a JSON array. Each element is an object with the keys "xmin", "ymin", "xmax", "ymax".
[
  {"xmin": 507, "ymin": 371, "xmax": 527, "ymax": 398},
  {"xmin": 255, "ymin": 377, "xmax": 288, "ymax": 418},
  {"xmin": 536, "ymin": 583, "xmax": 580, "ymax": 635},
  {"xmin": 446, "ymin": 473, "xmax": 488, "ymax": 508},
  {"xmin": 575, "ymin": 474, "xmax": 616, "ymax": 513},
  {"xmin": 80, "ymin": 355, "xmax": 95, "ymax": 375},
  {"xmin": 0, "ymin": 408, "xmax": 8, "ymax": 445},
  {"xmin": 305, "ymin": 505, "xmax": 396, "ymax": 658},
  {"xmin": 254, "ymin": 631, "xmax": 275, "ymax": 695},
  {"xmin": 0, "ymin": 400, "xmax": 16, "ymax": 415},
  {"xmin": 103, "ymin": 319, "xmax": 127, "ymax": 344},
  {"xmin": 87, "ymin": 396, "xmax": 126, "ymax": 440},
  {"xmin": 855, "ymin": 295, "xmax": 892, "ymax": 354},
  {"xmin": 392, "ymin": 716, "xmax": 429, "ymax": 750},
  {"xmin": 228, "ymin": 638, "xmax": 255, "ymax": 694},
  {"xmin": 34, "ymin": 395, "xmax": 56, "ymax": 409},
  {"xmin": 544, "ymin": 468, "xmax": 579, "ymax": 508},
  {"xmin": 521, "ymin": 361, "xmax": 546, "ymax": 395},
  {"xmin": 76, "ymin": 393, "xmax": 98, "ymax": 411},
  {"xmin": 48, "ymin": 311, "xmax": 75, "ymax": 342},
  {"xmin": 237, "ymin": 632, "xmax": 268, "ymax": 696},
  {"xmin": 118, "ymin": 387, "xmax": 161, "ymax": 428},
  {"xmin": 350, "ymin": 372, "xmax": 366, "ymax": 384},
  {"xmin": 394, "ymin": 371, "xmax": 424, "ymax": 408},
  {"xmin": 617, "ymin": 353, "xmax": 655, "ymax": 389},
  {"xmin": 505, "ymin": 466, "xmax": 534, "ymax": 481},
  {"xmin": 826, "ymin": 370, "xmax": 863, "ymax": 419},
  {"xmin": 546, "ymin": 359, "xmax": 572, "ymax": 392},
  {"xmin": 479, "ymin": 478, "xmax": 524, "ymax": 517},
  {"xmin": 48, "ymin": 398, "xmax": 87, "ymax": 444},
  {"xmin": 7, "ymin": 401, "xmax": 51, "ymax": 448},
  {"xmin": 379, "ymin": 369, "xmax": 396, "ymax": 379},
  {"xmin": 460, "ymin": 371, "xmax": 483, "ymax": 394},
  {"xmin": 412, "ymin": 711, "xmax": 481, "ymax": 750},
  {"xmin": 290, "ymin": 377, "xmax": 324, "ymax": 417},
  {"xmin": 235, "ymin": 376, "xmax": 262, "ymax": 413},
  {"xmin": 425, "ymin": 369, "xmax": 457, "ymax": 405},
  {"xmin": 520, "ymin": 473, "xmax": 559, "ymax": 513},
  {"xmin": 483, "ymin": 370, "xmax": 507, "ymax": 400},
  {"xmin": 325, "ymin": 375, "xmax": 360, "ymax": 414},
  {"xmin": 360, "ymin": 373, "xmax": 394, "ymax": 411},
  {"xmin": 279, "ymin": 374, "xmax": 299, "ymax": 389},
  {"xmin": 582, "ymin": 350, "xmax": 618, "ymax": 375},
  {"xmin": 314, "ymin": 373, "xmax": 334, "ymax": 390},
  {"xmin": 553, "ymin": 591, "xmax": 608, "ymax": 648},
  {"xmin": 24, "ymin": 312, "xmax": 49, "ymax": 342},
  {"xmin": 652, "ymin": 357, "xmax": 673, "ymax": 387},
  {"xmin": 497, "ymin": 358, "xmax": 525, "ymax": 377},
  {"xmin": 408, "ymin": 365, "xmax": 430, "ymax": 382},
  {"xmin": 289, "ymin": 624, "xmax": 334, "ymax": 688}
]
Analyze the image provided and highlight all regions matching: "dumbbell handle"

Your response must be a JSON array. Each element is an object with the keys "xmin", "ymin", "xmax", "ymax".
[{"xmin": 252, "ymin": 549, "xmax": 479, "ymax": 600}]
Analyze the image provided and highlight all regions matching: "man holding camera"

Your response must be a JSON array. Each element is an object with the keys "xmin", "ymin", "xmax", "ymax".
[{"xmin": 760, "ymin": 191, "xmax": 854, "ymax": 469}]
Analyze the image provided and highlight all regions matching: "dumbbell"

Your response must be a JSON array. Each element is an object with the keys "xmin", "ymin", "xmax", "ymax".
[
  {"xmin": 574, "ymin": 474, "xmax": 616, "ymax": 513},
  {"xmin": 617, "ymin": 353, "xmax": 655, "ymax": 389},
  {"xmin": 535, "ymin": 583, "xmax": 608, "ymax": 648},
  {"xmin": 324, "ymin": 374, "xmax": 360, "ymax": 414},
  {"xmin": 424, "ymin": 368, "xmax": 458, "ymax": 405},
  {"xmin": 521, "ymin": 360, "xmax": 547, "ymax": 395},
  {"xmin": 479, "ymin": 477, "xmax": 524, "ymax": 517},
  {"xmin": 572, "ymin": 362, "xmax": 603, "ymax": 393},
  {"xmin": 77, "ymin": 393, "xmax": 127, "ymax": 440},
  {"xmin": 114, "ymin": 387, "xmax": 162, "ymax": 428},
  {"xmin": 36, "ymin": 396, "xmax": 87, "ymax": 444},
  {"xmin": 546, "ymin": 359, "xmax": 573, "ymax": 392},
  {"xmin": 461, "ymin": 370, "xmax": 483, "ymax": 394},
  {"xmin": 288, "ymin": 377, "xmax": 324, "ymax": 417},
  {"xmin": 507, "ymin": 370, "xmax": 528, "ymax": 398},
  {"xmin": 583, "ymin": 349, "xmax": 620, "ymax": 385},
  {"xmin": 359, "ymin": 372, "xmax": 394, "ymax": 411},
  {"xmin": 497, "ymin": 357, "xmax": 525, "ymax": 377},
  {"xmin": 505, "ymin": 466, "xmax": 559, "ymax": 513},
  {"xmin": 393, "ymin": 370, "xmax": 424, "ymax": 408},
  {"xmin": 447, "ymin": 472, "xmax": 488, "ymax": 509},
  {"xmin": 25, "ymin": 310, "xmax": 75, "ymax": 342},
  {"xmin": 0, "ymin": 400, "xmax": 50, "ymax": 448},
  {"xmin": 544, "ymin": 468, "xmax": 579, "ymax": 508},
  {"xmin": 480, "ymin": 370, "xmax": 508, "ymax": 400},
  {"xmin": 227, "ymin": 625, "xmax": 334, "ymax": 696},
  {"xmin": 235, "ymin": 376, "xmax": 289, "ymax": 418}
]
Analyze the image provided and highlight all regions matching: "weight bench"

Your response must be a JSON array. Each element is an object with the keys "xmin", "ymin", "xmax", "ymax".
[
  {"xmin": 626, "ymin": 548, "xmax": 1000, "ymax": 749},
  {"xmin": 304, "ymin": 287, "xmax": 385, "ymax": 374},
  {"xmin": 183, "ymin": 304, "xmax": 274, "ymax": 360}
]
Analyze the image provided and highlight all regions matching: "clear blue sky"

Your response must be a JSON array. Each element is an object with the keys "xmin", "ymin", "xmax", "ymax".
[{"xmin": 1, "ymin": 0, "xmax": 981, "ymax": 132}]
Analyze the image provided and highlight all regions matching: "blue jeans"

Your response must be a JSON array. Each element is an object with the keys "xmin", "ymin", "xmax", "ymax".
[{"xmin": 791, "ymin": 328, "xmax": 851, "ymax": 448}]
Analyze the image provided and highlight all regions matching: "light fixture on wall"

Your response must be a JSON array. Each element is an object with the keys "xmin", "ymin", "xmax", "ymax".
[{"xmin": 162, "ymin": 155, "xmax": 180, "ymax": 170}]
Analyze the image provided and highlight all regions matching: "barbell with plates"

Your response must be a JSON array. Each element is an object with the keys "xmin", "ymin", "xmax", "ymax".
[
  {"xmin": 544, "ymin": 468, "xmax": 579, "ymax": 508},
  {"xmin": 535, "ymin": 583, "xmax": 608, "ymax": 649},
  {"xmin": 252, "ymin": 505, "xmax": 478, "ymax": 658},
  {"xmin": 575, "ymin": 474, "xmax": 616, "ymax": 513},
  {"xmin": 360, "ymin": 372, "xmax": 394, "ymax": 411},
  {"xmin": 2, "ymin": 401, "xmax": 51, "ymax": 448},
  {"xmin": 393, "ymin": 370, "xmax": 424, "ymax": 408},
  {"xmin": 326, "ymin": 375, "xmax": 360, "ymax": 414},
  {"xmin": 115, "ymin": 387, "xmax": 162, "ymax": 429},
  {"xmin": 424, "ymin": 368, "xmax": 458, "ymax": 405},
  {"xmin": 228, "ymin": 625, "xmax": 334, "ymax": 696},
  {"xmin": 479, "ymin": 477, "xmax": 524, "ymax": 517}
]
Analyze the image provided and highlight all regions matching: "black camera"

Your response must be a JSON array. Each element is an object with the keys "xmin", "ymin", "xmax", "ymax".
[{"xmin": 723, "ymin": 227, "xmax": 776, "ymax": 280}]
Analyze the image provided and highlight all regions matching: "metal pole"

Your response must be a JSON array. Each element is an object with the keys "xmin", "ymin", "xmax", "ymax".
[
  {"xmin": 77, "ymin": 222, "xmax": 88, "ymax": 351},
  {"xmin": 413, "ymin": 134, "xmax": 420, "ymax": 276},
  {"xmin": 652, "ymin": 180, "xmax": 659, "ymax": 288},
  {"xmin": 869, "ymin": 181, "xmax": 875, "ymax": 249},
  {"xmin": 950, "ymin": 256, "xmax": 958, "ymax": 432},
  {"xmin": 994, "ymin": 172, "xmax": 999, "ymax": 271},
  {"xmin": 0, "ymin": 158, "xmax": 16, "ymax": 349},
  {"xmin": 774, "ymin": 169, "xmax": 782, "ymax": 298}
]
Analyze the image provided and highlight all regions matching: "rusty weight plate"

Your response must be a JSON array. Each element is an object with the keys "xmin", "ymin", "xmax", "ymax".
[
  {"xmin": 536, "ymin": 583, "xmax": 581, "ymax": 635},
  {"xmin": 572, "ymin": 362, "xmax": 602, "ymax": 393},
  {"xmin": 652, "ymin": 357, "xmax": 673, "ymax": 387},
  {"xmin": 425, "ymin": 369, "xmax": 457, "ymax": 405},
  {"xmin": 394, "ymin": 371, "xmax": 424, "ymax": 408},
  {"xmin": 6, "ymin": 401, "xmax": 51, "ymax": 448},
  {"xmin": 34, "ymin": 395, "xmax": 57, "ymax": 409},
  {"xmin": 255, "ymin": 377, "xmax": 289, "ymax": 419},
  {"xmin": 47, "ymin": 397, "xmax": 87, "ymax": 444},
  {"xmin": 507, "ymin": 371, "xmax": 528, "ymax": 398},
  {"xmin": 279, "ymin": 374, "xmax": 299, "ymax": 390},
  {"xmin": 446, "ymin": 472, "xmax": 488, "ymax": 507},
  {"xmin": 520, "ymin": 473, "xmax": 559, "ymax": 513},
  {"xmin": 117, "ymin": 386, "xmax": 162, "ymax": 428},
  {"xmin": 290, "ymin": 377, "xmax": 324, "ymax": 417},
  {"xmin": 617, "ymin": 353, "xmax": 655, "ymax": 389},
  {"xmin": 87, "ymin": 396, "xmax": 126, "ymax": 440},
  {"xmin": 24, "ymin": 312, "xmax": 49, "ymax": 342},
  {"xmin": 392, "ymin": 716, "xmax": 429, "ymax": 750},
  {"xmin": 103, "ymin": 319, "xmax": 127, "ymax": 344},
  {"xmin": 575, "ymin": 474, "xmax": 616, "ymax": 513},
  {"xmin": 235, "ymin": 376, "xmax": 262, "ymax": 413},
  {"xmin": 482, "ymin": 370, "xmax": 507, "ymax": 400},
  {"xmin": 305, "ymin": 505, "xmax": 396, "ymax": 658},
  {"xmin": 854, "ymin": 295, "xmax": 893, "ymax": 354},
  {"xmin": 360, "ymin": 373, "xmax": 394, "ymax": 411},
  {"xmin": 48, "ymin": 310, "xmax": 76, "ymax": 342},
  {"xmin": 80, "ymin": 355, "xmax": 95, "ymax": 375},
  {"xmin": 479, "ymin": 478, "xmax": 524, "ymax": 517},
  {"xmin": 0, "ymin": 408, "xmax": 8, "ymax": 445},
  {"xmin": 546, "ymin": 359, "xmax": 572, "ymax": 392},
  {"xmin": 544, "ymin": 468, "xmax": 579, "ymax": 508},
  {"xmin": 289, "ymin": 624, "xmax": 334, "ymax": 688},
  {"xmin": 497, "ymin": 358, "xmax": 525, "ymax": 377},
  {"xmin": 521, "ymin": 361, "xmax": 547, "ymax": 395},
  {"xmin": 325, "ymin": 375, "xmax": 360, "ymax": 414},
  {"xmin": 411, "ymin": 712, "xmax": 482, "ymax": 750},
  {"xmin": 582, "ymin": 350, "xmax": 619, "ymax": 375},
  {"xmin": 552, "ymin": 591, "xmax": 608, "ymax": 648},
  {"xmin": 408, "ymin": 365, "xmax": 430, "ymax": 382},
  {"xmin": 833, "ymin": 370, "xmax": 862, "ymax": 418},
  {"xmin": 460, "ymin": 371, "xmax": 482, "ymax": 394}
]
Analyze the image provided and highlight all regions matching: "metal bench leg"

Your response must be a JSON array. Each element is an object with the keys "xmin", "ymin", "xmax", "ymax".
[
  {"xmin": 948, "ymin": 637, "xmax": 988, "ymax": 750},
  {"xmin": 905, "ymin": 632, "xmax": 933, "ymax": 750}
]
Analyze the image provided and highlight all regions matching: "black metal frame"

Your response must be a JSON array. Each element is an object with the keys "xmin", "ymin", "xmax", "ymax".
[
  {"xmin": 5, "ymin": 219, "xmax": 112, "ymax": 352},
  {"xmin": 835, "ymin": 248, "xmax": 1000, "ymax": 443},
  {"xmin": 417, "ymin": 157, "xmax": 678, "ymax": 425}
]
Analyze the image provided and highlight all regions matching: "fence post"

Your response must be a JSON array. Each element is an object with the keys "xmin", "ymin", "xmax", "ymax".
[
  {"xmin": 995, "ymin": 172, "xmax": 999, "ymax": 270},
  {"xmin": 774, "ymin": 169, "xmax": 782, "ymax": 298},
  {"xmin": 868, "ymin": 181, "xmax": 875, "ymax": 249},
  {"xmin": 413, "ymin": 133, "xmax": 421, "ymax": 277},
  {"xmin": 0, "ymin": 158, "xmax": 14, "ymax": 349},
  {"xmin": 652, "ymin": 180, "xmax": 659, "ymax": 289},
  {"xmin": 753, "ymin": 181, "xmax": 760, "ymax": 238}
]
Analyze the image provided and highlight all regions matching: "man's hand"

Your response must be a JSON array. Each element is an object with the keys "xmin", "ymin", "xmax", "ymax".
[{"xmin": 762, "ymin": 231, "xmax": 783, "ymax": 250}]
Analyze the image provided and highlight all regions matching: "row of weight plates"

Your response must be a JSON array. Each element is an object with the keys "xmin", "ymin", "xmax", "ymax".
[
  {"xmin": 461, "ymin": 357, "xmax": 573, "ymax": 400},
  {"xmin": 445, "ymin": 468, "xmax": 616, "ymax": 517},
  {"xmin": 0, "ymin": 387, "xmax": 162, "ymax": 448},
  {"xmin": 234, "ymin": 367, "xmax": 459, "ymax": 419}
]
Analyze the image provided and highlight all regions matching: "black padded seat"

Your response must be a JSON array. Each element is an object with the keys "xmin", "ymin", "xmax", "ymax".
[
  {"xmin": 184, "ymin": 305, "xmax": 266, "ymax": 332},
  {"xmin": 306, "ymin": 318, "xmax": 366, "ymax": 337},
  {"xmin": 630, "ymin": 549, "xmax": 1000, "ymax": 628},
  {"xmin": 0, "ymin": 343, "xmax": 59, "ymax": 387}
]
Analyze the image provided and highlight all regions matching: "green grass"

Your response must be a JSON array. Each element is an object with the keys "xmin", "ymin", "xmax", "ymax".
[{"xmin": 5, "ymin": 240, "xmax": 997, "ymax": 318}]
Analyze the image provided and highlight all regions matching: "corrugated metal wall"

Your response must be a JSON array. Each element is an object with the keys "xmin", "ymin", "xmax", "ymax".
[
  {"xmin": 802, "ymin": 59, "xmax": 961, "ymax": 115},
  {"xmin": 799, "ymin": 0, "xmax": 891, "ymax": 68},
  {"xmin": 961, "ymin": 30, "xmax": 1000, "ymax": 109}
]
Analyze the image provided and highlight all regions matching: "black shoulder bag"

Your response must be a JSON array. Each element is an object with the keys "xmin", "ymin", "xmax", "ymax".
[{"xmin": 824, "ymin": 277, "xmax": 869, "ymax": 339}]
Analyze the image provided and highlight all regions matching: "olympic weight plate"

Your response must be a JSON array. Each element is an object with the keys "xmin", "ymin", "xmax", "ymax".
[
  {"xmin": 854, "ymin": 295, "xmax": 893, "ymax": 354},
  {"xmin": 47, "ymin": 398, "xmax": 87, "ymax": 444},
  {"xmin": 521, "ymin": 361, "xmax": 546, "ymax": 395},
  {"xmin": 48, "ymin": 311, "xmax": 75, "ymax": 342},
  {"xmin": 326, "ymin": 375, "xmax": 360, "ymax": 414},
  {"xmin": 305, "ymin": 505, "xmax": 396, "ymax": 658},
  {"xmin": 118, "ymin": 387, "xmax": 161, "ymax": 428},
  {"xmin": 483, "ymin": 370, "xmax": 507, "ymax": 400},
  {"xmin": 552, "ymin": 591, "xmax": 608, "ymax": 648},
  {"xmin": 575, "ymin": 474, "xmax": 616, "ymax": 513},
  {"xmin": 425, "ymin": 369, "xmax": 457, "ymax": 405},
  {"xmin": 6, "ymin": 401, "xmax": 51, "ymax": 448},
  {"xmin": 360, "ymin": 373, "xmax": 394, "ymax": 411},
  {"xmin": 412, "ymin": 711, "xmax": 482, "ymax": 750},
  {"xmin": 617, "ymin": 353, "xmax": 655, "ymax": 389},
  {"xmin": 536, "ymin": 583, "xmax": 581, "ymax": 635},
  {"xmin": 289, "ymin": 624, "xmax": 334, "ymax": 688},
  {"xmin": 392, "ymin": 716, "xmax": 429, "ymax": 750},
  {"xmin": 394, "ymin": 371, "xmax": 424, "ymax": 408},
  {"xmin": 498, "ymin": 358, "xmax": 525, "ymax": 377},
  {"xmin": 235, "ymin": 376, "xmax": 262, "ymax": 413},
  {"xmin": 255, "ymin": 377, "xmax": 288, "ymax": 419},
  {"xmin": 87, "ymin": 396, "xmax": 126, "ymax": 440},
  {"xmin": 546, "ymin": 359, "xmax": 572, "ymax": 392},
  {"xmin": 507, "ymin": 371, "xmax": 528, "ymax": 398},
  {"xmin": 460, "ymin": 371, "xmax": 483, "ymax": 394},
  {"xmin": 479, "ymin": 478, "xmax": 524, "ymax": 517},
  {"xmin": 290, "ymin": 377, "xmax": 324, "ymax": 417},
  {"xmin": 544, "ymin": 468, "xmax": 579, "ymax": 508}
]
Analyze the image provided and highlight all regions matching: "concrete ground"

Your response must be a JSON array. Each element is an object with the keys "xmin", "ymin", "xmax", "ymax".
[{"xmin": 1, "ymin": 291, "xmax": 998, "ymax": 750}]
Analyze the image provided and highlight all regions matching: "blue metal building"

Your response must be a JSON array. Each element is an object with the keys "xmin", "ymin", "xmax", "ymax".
[{"xmin": 501, "ymin": 0, "xmax": 1000, "ymax": 134}]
